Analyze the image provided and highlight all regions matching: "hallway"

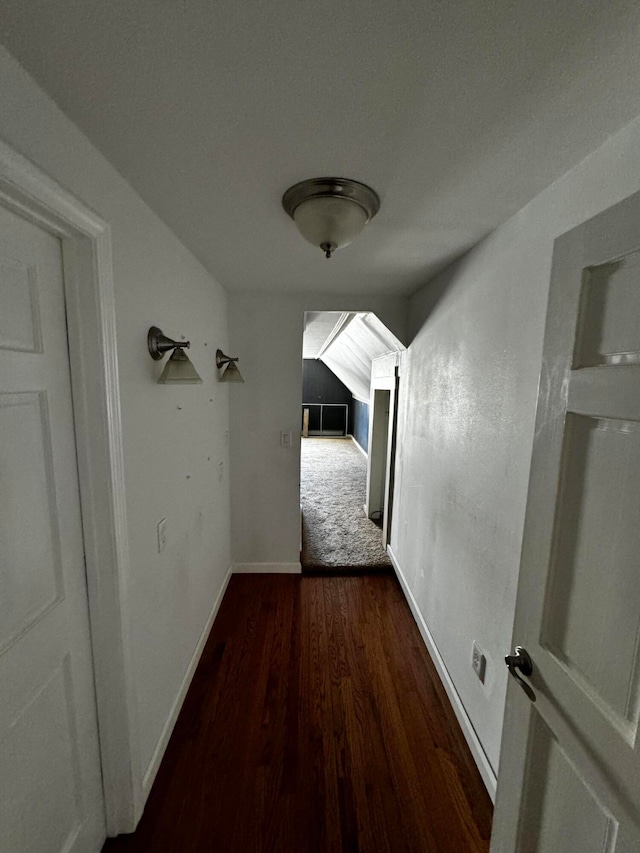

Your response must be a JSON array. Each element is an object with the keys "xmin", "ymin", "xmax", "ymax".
[
  {"xmin": 300, "ymin": 437, "xmax": 392, "ymax": 572},
  {"xmin": 104, "ymin": 574, "xmax": 492, "ymax": 852}
]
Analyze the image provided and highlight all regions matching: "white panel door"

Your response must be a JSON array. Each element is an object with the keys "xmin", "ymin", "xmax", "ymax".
[
  {"xmin": 0, "ymin": 205, "xmax": 106, "ymax": 851},
  {"xmin": 491, "ymin": 192, "xmax": 640, "ymax": 852}
]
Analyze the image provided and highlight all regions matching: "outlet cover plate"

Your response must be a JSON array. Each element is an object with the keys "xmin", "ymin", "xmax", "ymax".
[{"xmin": 472, "ymin": 641, "xmax": 486, "ymax": 683}]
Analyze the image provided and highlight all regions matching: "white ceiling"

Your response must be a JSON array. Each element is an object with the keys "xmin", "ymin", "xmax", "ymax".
[{"xmin": 2, "ymin": 1, "xmax": 640, "ymax": 296}]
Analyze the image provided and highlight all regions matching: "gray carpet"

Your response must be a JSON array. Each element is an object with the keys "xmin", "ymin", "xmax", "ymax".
[{"xmin": 300, "ymin": 437, "xmax": 392, "ymax": 573}]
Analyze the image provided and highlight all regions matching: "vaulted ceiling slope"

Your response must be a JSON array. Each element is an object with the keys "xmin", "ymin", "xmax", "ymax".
[
  {"xmin": 2, "ymin": 2, "xmax": 640, "ymax": 295},
  {"xmin": 304, "ymin": 312, "xmax": 404, "ymax": 402}
]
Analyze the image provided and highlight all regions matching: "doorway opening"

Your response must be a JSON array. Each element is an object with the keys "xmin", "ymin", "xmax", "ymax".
[{"xmin": 300, "ymin": 311, "xmax": 404, "ymax": 573}]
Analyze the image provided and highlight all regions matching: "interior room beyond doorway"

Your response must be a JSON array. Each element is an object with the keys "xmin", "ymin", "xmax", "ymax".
[{"xmin": 300, "ymin": 311, "xmax": 404, "ymax": 573}]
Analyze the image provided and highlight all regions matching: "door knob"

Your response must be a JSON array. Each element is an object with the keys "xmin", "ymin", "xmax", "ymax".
[{"xmin": 505, "ymin": 646, "xmax": 536, "ymax": 702}]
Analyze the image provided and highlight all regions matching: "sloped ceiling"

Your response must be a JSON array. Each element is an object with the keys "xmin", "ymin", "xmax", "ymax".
[
  {"xmin": 303, "ymin": 312, "xmax": 345, "ymax": 360},
  {"xmin": 304, "ymin": 312, "xmax": 404, "ymax": 402},
  {"xmin": 2, "ymin": 1, "xmax": 640, "ymax": 295}
]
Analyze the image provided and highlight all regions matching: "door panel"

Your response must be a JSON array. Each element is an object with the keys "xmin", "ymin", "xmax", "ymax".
[
  {"xmin": 519, "ymin": 716, "xmax": 618, "ymax": 853},
  {"xmin": 574, "ymin": 250, "xmax": 640, "ymax": 367},
  {"xmin": 0, "ymin": 253, "xmax": 42, "ymax": 353},
  {"xmin": 0, "ymin": 393, "xmax": 64, "ymax": 651},
  {"xmin": 491, "ymin": 191, "xmax": 640, "ymax": 851},
  {"xmin": 4, "ymin": 657, "xmax": 85, "ymax": 852},
  {"xmin": 0, "ymin": 205, "xmax": 105, "ymax": 852},
  {"xmin": 541, "ymin": 414, "xmax": 640, "ymax": 736}
]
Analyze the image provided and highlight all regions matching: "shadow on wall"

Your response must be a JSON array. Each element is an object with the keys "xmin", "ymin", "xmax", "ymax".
[
  {"xmin": 408, "ymin": 245, "xmax": 477, "ymax": 341},
  {"xmin": 352, "ymin": 398, "xmax": 369, "ymax": 453}
]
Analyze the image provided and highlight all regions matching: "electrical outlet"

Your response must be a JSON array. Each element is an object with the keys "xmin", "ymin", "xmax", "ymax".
[
  {"xmin": 157, "ymin": 517, "xmax": 167, "ymax": 553},
  {"xmin": 472, "ymin": 642, "xmax": 486, "ymax": 683}
]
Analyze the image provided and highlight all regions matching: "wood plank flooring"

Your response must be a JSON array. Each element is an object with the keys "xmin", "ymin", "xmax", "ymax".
[{"xmin": 104, "ymin": 574, "xmax": 492, "ymax": 852}]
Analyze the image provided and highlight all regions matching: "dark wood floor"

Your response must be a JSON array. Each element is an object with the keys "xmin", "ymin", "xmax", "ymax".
[{"xmin": 104, "ymin": 574, "xmax": 492, "ymax": 852}]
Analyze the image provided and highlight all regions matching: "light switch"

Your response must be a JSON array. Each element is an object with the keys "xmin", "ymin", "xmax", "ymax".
[{"xmin": 281, "ymin": 430, "xmax": 293, "ymax": 448}]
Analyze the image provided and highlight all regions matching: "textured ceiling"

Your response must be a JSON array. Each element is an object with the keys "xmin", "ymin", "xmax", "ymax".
[{"xmin": 2, "ymin": 1, "xmax": 640, "ymax": 295}]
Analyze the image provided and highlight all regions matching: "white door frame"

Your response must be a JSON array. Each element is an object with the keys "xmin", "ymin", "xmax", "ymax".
[
  {"xmin": 0, "ymin": 138, "xmax": 140, "ymax": 834},
  {"xmin": 365, "ymin": 387, "xmax": 391, "ymax": 519},
  {"xmin": 366, "ymin": 352, "xmax": 401, "ymax": 539},
  {"xmin": 381, "ymin": 367, "xmax": 400, "ymax": 548}
]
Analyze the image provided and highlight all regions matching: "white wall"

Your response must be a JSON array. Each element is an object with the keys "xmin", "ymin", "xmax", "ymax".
[
  {"xmin": 0, "ymin": 46, "xmax": 232, "ymax": 808},
  {"xmin": 392, "ymin": 111, "xmax": 640, "ymax": 779},
  {"xmin": 229, "ymin": 292, "xmax": 407, "ymax": 570}
]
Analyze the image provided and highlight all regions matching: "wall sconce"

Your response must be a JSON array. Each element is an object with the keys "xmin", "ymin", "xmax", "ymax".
[
  {"xmin": 148, "ymin": 326, "xmax": 203, "ymax": 384},
  {"xmin": 216, "ymin": 349, "xmax": 244, "ymax": 383}
]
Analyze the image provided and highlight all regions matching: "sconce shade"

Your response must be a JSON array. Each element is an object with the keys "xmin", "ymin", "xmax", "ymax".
[
  {"xmin": 219, "ymin": 360, "xmax": 244, "ymax": 383},
  {"xmin": 216, "ymin": 349, "xmax": 244, "ymax": 383},
  {"xmin": 282, "ymin": 178, "xmax": 380, "ymax": 258},
  {"xmin": 148, "ymin": 325, "xmax": 203, "ymax": 384},
  {"xmin": 157, "ymin": 347, "xmax": 203, "ymax": 384}
]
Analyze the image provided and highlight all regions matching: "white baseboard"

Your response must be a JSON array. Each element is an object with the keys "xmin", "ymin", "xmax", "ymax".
[
  {"xmin": 387, "ymin": 546, "xmax": 497, "ymax": 801},
  {"xmin": 141, "ymin": 565, "xmax": 232, "ymax": 800},
  {"xmin": 350, "ymin": 434, "xmax": 368, "ymax": 458},
  {"xmin": 232, "ymin": 562, "xmax": 302, "ymax": 574}
]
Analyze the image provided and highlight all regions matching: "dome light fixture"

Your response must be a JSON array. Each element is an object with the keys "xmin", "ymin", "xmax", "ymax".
[{"xmin": 282, "ymin": 177, "xmax": 380, "ymax": 259}]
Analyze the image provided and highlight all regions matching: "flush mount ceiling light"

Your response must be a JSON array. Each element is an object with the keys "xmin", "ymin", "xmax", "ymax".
[
  {"xmin": 282, "ymin": 177, "xmax": 380, "ymax": 259},
  {"xmin": 216, "ymin": 349, "xmax": 244, "ymax": 383},
  {"xmin": 148, "ymin": 326, "xmax": 203, "ymax": 384}
]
